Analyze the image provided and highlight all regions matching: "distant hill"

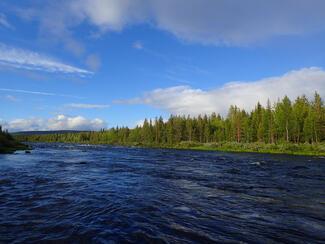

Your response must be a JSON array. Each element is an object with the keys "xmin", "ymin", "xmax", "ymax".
[{"xmin": 12, "ymin": 130, "xmax": 89, "ymax": 136}]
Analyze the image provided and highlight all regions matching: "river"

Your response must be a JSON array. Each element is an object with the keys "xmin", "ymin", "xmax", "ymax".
[{"xmin": 0, "ymin": 143, "xmax": 324, "ymax": 243}]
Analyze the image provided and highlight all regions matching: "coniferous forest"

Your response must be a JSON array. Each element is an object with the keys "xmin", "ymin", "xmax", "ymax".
[
  {"xmin": 0, "ymin": 126, "xmax": 28, "ymax": 153},
  {"xmin": 15, "ymin": 92, "xmax": 325, "ymax": 155}
]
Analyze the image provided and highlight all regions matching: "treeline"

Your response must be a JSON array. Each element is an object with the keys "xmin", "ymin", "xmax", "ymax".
[
  {"xmin": 0, "ymin": 126, "xmax": 13, "ymax": 143},
  {"xmin": 0, "ymin": 126, "xmax": 28, "ymax": 153},
  {"xmin": 17, "ymin": 93, "xmax": 324, "ymax": 146}
]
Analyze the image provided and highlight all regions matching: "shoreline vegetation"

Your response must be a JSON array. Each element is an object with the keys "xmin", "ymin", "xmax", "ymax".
[
  {"xmin": 0, "ymin": 126, "xmax": 29, "ymax": 154},
  {"xmin": 15, "ymin": 140, "xmax": 325, "ymax": 156},
  {"xmin": 14, "ymin": 93, "xmax": 324, "ymax": 156},
  {"xmin": 175, "ymin": 141, "xmax": 325, "ymax": 156}
]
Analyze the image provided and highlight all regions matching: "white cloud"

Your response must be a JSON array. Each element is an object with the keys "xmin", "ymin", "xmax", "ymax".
[
  {"xmin": 69, "ymin": 0, "xmax": 146, "ymax": 31},
  {"xmin": 16, "ymin": 0, "xmax": 325, "ymax": 46},
  {"xmin": 0, "ymin": 13, "xmax": 13, "ymax": 29},
  {"xmin": 2, "ymin": 115, "xmax": 107, "ymax": 132},
  {"xmin": 149, "ymin": 0, "xmax": 325, "ymax": 45},
  {"xmin": 0, "ymin": 43, "xmax": 92, "ymax": 76},
  {"xmin": 65, "ymin": 103, "xmax": 110, "ymax": 109},
  {"xmin": 117, "ymin": 67, "xmax": 325, "ymax": 116},
  {"xmin": 0, "ymin": 88, "xmax": 83, "ymax": 99}
]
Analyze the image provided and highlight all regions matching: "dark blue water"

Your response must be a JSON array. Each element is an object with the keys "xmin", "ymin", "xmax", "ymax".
[{"xmin": 0, "ymin": 143, "xmax": 324, "ymax": 243}]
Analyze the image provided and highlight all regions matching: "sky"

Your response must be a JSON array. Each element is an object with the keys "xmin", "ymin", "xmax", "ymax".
[{"xmin": 0, "ymin": 0, "xmax": 325, "ymax": 132}]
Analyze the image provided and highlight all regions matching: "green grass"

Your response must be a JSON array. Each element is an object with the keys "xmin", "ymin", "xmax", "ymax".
[
  {"xmin": 121, "ymin": 141, "xmax": 325, "ymax": 156},
  {"xmin": 171, "ymin": 141, "xmax": 325, "ymax": 156}
]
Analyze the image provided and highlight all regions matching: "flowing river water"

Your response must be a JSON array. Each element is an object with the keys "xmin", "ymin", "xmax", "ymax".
[{"xmin": 0, "ymin": 143, "xmax": 324, "ymax": 243}]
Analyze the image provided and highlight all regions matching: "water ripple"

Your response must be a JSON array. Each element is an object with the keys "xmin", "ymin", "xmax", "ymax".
[{"xmin": 0, "ymin": 143, "xmax": 324, "ymax": 243}]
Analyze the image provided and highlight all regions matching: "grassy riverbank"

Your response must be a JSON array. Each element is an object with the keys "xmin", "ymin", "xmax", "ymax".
[
  {"xmin": 0, "ymin": 131, "xmax": 29, "ymax": 154},
  {"xmin": 122, "ymin": 141, "xmax": 325, "ymax": 156},
  {"xmin": 171, "ymin": 141, "xmax": 325, "ymax": 156}
]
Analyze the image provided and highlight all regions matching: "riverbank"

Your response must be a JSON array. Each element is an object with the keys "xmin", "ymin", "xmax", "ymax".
[
  {"xmin": 127, "ymin": 141, "xmax": 324, "ymax": 156},
  {"xmin": 0, "ymin": 133, "xmax": 29, "ymax": 154},
  {"xmin": 173, "ymin": 142, "xmax": 325, "ymax": 156},
  {"xmin": 17, "ymin": 136, "xmax": 325, "ymax": 156}
]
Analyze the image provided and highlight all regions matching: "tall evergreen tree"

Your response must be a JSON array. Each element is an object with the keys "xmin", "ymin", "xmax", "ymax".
[
  {"xmin": 312, "ymin": 92, "xmax": 324, "ymax": 143},
  {"xmin": 292, "ymin": 96, "xmax": 309, "ymax": 143},
  {"xmin": 275, "ymin": 96, "xmax": 293, "ymax": 142}
]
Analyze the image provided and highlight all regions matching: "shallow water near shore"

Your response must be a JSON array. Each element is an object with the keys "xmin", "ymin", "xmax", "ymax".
[{"xmin": 0, "ymin": 143, "xmax": 324, "ymax": 243}]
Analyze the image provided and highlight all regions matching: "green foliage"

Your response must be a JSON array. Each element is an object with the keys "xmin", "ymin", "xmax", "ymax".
[
  {"xmin": 0, "ymin": 127, "xmax": 28, "ymax": 153},
  {"xmin": 15, "ymin": 93, "xmax": 325, "ymax": 155}
]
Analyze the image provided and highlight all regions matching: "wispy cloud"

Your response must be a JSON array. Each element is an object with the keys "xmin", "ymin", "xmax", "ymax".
[
  {"xmin": 117, "ymin": 67, "xmax": 325, "ymax": 116},
  {"xmin": 0, "ymin": 43, "xmax": 93, "ymax": 76},
  {"xmin": 1, "ymin": 114, "xmax": 107, "ymax": 132},
  {"xmin": 65, "ymin": 103, "xmax": 110, "ymax": 109},
  {"xmin": 0, "ymin": 88, "xmax": 84, "ymax": 99},
  {"xmin": 165, "ymin": 73, "xmax": 193, "ymax": 85},
  {"xmin": 0, "ymin": 13, "xmax": 13, "ymax": 29},
  {"xmin": 132, "ymin": 41, "xmax": 170, "ymax": 62}
]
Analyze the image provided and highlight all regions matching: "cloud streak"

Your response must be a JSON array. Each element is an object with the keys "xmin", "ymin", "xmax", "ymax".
[
  {"xmin": 0, "ymin": 13, "xmax": 13, "ymax": 29},
  {"xmin": 2, "ymin": 115, "xmax": 107, "ymax": 132},
  {"xmin": 65, "ymin": 103, "xmax": 110, "ymax": 109},
  {"xmin": 0, "ymin": 43, "xmax": 93, "ymax": 76},
  {"xmin": 0, "ymin": 88, "xmax": 83, "ymax": 99},
  {"xmin": 117, "ymin": 67, "xmax": 325, "ymax": 116}
]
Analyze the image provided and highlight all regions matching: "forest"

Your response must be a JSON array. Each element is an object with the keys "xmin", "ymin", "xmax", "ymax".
[
  {"xmin": 0, "ymin": 126, "xmax": 28, "ymax": 153},
  {"xmin": 14, "ymin": 92, "xmax": 325, "ymax": 155}
]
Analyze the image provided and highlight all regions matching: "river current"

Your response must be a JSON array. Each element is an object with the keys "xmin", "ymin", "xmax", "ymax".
[{"xmin": 0, "ymin": 143, "xmax": 324, "ymax": 243}]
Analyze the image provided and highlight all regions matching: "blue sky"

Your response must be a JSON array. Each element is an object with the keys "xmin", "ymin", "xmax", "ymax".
[{"xmin": 0, "ymin": 0, "xmax": 325, "ymax": 131}]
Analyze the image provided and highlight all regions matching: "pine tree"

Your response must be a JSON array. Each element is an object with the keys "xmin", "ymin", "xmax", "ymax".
[
  {"xmin": 292, "ymin": 95, "xmax": 309, "ymax": 143},
  {"xmin": 185, "ymin": 116, "xmax": 193, "ymax": 141},
  {"xmin": 265, "ymin": 99, "xmax": 275, "ymax": 143},
  {"xmin": 166, "ymin": 116, "xmax": 174, "ymax": 145},
  {"xmin": 275, "ymin": 96, "xmax": 293, "ymax": 142},
  {"xmin": 203, "ymin": 115, "xmax": 210, "ymax": 143},
  {"xmin": 141, "ymin": 119, "xmax": 153, "ymax": 144},
  {"xmin": 304, "ymin": 107, "xmax": 315, "ymax": 143},
  {"xmin": 313, "ymin": 92, "xmax": 323, "ymax": 143}
]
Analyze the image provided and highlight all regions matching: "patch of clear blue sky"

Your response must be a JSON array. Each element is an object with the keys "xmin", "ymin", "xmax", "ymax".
[{"xmin": 1, "ymin": 10, "xmax": 325, "ymax": 128}]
